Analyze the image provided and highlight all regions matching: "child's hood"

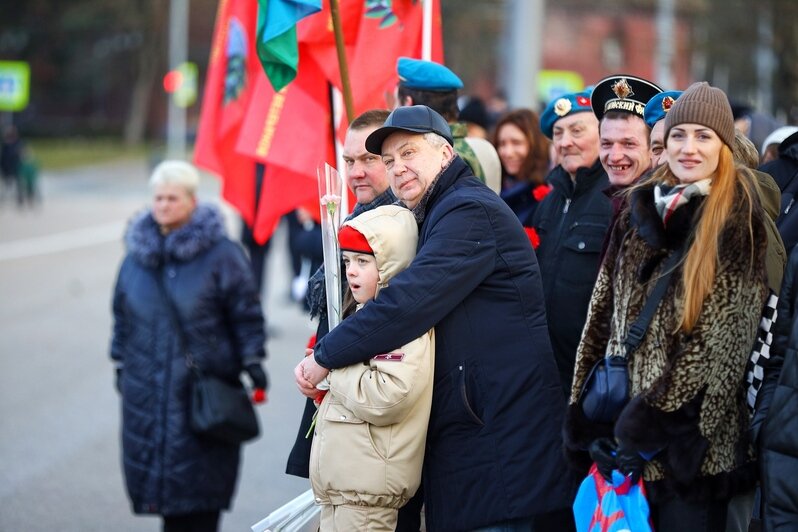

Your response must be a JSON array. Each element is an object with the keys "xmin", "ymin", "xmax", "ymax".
[{"xmin": 344, "ymin": 205, "xmax": 418, "ymax": 290}]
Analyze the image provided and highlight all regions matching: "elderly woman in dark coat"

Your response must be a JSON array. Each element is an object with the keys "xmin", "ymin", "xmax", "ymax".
[{"xmin": 110, "ymin": 160, "xmax": 268, "ymax": 532}]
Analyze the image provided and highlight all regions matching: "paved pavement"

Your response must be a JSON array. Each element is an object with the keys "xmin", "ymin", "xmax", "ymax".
[{"xmin": 0, "ymin": 159, "xmax": 314, "ymax": 531}]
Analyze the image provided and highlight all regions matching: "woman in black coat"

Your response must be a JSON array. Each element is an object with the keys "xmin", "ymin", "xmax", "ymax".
[{"xmin": 110, "ymin": 161, "xmax": 268, "ymax": 532}]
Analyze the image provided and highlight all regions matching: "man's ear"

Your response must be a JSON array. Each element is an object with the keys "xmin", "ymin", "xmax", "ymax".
[
  {"xmin": 440, "ymin": 144, "xmax": 454, "ymax": 167},
  {"xmin": 402, "ymin": 95, "xmax": 414, "ymax": 107}
]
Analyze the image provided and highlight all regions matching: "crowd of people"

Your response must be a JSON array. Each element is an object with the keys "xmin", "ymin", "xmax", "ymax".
[{"xmin": 109, "ymin": 57, "xmax": 798, "ymax": 532}]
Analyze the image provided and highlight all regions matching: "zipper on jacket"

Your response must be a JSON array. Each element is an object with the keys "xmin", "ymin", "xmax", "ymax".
[{"xmin": 562, "ymin": 198, "xmax": 571, "ymax": 214}]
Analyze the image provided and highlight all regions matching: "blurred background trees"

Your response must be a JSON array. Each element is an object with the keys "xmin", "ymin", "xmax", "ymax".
[{"xmin": 1, "ymin": 0, "xmax": 796, "ymax": 142}]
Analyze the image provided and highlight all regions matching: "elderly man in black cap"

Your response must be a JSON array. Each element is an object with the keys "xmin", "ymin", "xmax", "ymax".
[
  {"xmin": 395, "ymin": 57, "xmax": 502, "ymax": 193},
  {"xmin": 295, "ymin": 105, "xmax": 571, "ymax": 531}
]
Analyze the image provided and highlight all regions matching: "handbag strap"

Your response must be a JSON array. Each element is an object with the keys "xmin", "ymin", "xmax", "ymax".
[
  {"xmin": 154, "ymin": 265, "xmax": 196, "ymax": 370},
  {"xmin": 623, "ymin": 245, "xmax": 686, "ymax": 357}
]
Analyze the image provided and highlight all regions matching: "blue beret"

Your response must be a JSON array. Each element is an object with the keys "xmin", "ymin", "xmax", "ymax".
[
  {"xmin": 644, "ymin": 90, "xmax": 683, "ymax": 128},
  {"xmin": 397, "ymin": 57, "xmax": 463, "ymax": 91},
  {"xmin": 539, "ymin": 90, "xmax": 593, "ymax": 139}
]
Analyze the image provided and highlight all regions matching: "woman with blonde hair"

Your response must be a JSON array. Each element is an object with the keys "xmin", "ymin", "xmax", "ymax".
[
  {"xmin": 565, "ymin": 82, "xmax": 769, "ymax": 530},
  {"xmin": 111, "ymin": 161, "xmax": 268, "ymax": 532}
]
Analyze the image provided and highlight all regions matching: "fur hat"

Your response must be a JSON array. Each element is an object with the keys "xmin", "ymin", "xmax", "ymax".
[{"xmin": 664, "ymin": 82, "xmax": 735, "ymax": 148}]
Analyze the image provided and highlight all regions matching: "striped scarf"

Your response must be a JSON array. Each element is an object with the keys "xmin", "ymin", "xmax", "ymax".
[{"xmin": 654, "ymin": 178, "xmax": 712, "ymax": 225}]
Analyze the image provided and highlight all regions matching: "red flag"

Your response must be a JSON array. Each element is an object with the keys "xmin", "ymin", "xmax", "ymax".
[
  {"xmin": 236, "ymin": 52, "xmax": 335, "ymax": 243},
  {"xmin": 194, "ymin": 0, "xmax": 260, "ymax": 226},
  {"xmin": 297, "ymin": 0, "xmax": 364, "ymax": 97},
  {"xmin": 232, "ymin": 0, "xmax": 445, "ymax": 243},
  {"xmin": 347, "ymin": 0, "xmax": 443, "ymax": 112}
]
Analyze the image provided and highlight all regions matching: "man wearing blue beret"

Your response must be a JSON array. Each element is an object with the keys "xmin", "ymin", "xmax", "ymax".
[
  {"xmin": 532, "ymin": 89, "xmax": 612, "ymax": 399},
  {"xmin": 644, "ymin": 90, "xmax": 682, "ymax": 167},
  {"xmin": 395, "ymin": 57, "xmax": 502, "ymax": 193}
]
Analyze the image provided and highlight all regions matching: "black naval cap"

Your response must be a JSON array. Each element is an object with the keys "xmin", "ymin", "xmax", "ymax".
[
  {"xmin": 591, "ymin": 74, "xmax": 663, "ymax": 121},
  {"xmin": 365, "ymin": 105, "xmax": 454, "ymax": 155}
]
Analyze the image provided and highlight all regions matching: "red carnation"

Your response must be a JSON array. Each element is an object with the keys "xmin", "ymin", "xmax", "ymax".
[
  {"xmin": 524, "ymin": 227, "xmax": 541, "ymax": 249},
  {"xmin": 314, "ymin": 389, "xmax": 328, "ymax": 406},
  {"xmin": 532, "ymin": 184, "xmax": 552, "ymax": 202},
  {"xmin": 252, "ymin": 388, "xmax": 267, "ymax": 404}
]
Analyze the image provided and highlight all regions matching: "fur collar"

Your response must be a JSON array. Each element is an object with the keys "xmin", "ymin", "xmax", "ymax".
[{"xmin": 124, "ymin": 204, "xmax": 226, "ymax": 268}]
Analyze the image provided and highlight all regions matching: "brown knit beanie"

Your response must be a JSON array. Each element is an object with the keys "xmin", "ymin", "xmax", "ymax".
[{"xmin": 664, "ymin": 81, "xmax": 735, "ymax": 148}]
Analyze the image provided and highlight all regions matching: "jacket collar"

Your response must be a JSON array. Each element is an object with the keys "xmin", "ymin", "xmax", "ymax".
[
  {"xmin": 125, "ymin": 204, "xmax": 226, "ymax": 268},
  {"xmin": 409, "ymin": 155, "xmax": 469, "ymax": 224},
  {"xmin": 548, "ymin": 158, "xmax": 606, "ymax": 198}
]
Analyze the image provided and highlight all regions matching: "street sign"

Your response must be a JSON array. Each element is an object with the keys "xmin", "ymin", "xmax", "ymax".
[
  {"xmin": 0, "ymin": 61, "xmax": 30, "ymax": 112},
  {"xmin": 538, "ymin": 70, "xmax": 585, "ymax": 105},
  {"xmin": 173, "ymin": 62, "xmax": 197, "ymax": 108}
]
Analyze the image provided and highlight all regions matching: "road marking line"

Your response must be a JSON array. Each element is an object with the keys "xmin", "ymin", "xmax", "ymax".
[{"xmin": 0, "ymin": 222, "xmax": 125, "ymax": 262}]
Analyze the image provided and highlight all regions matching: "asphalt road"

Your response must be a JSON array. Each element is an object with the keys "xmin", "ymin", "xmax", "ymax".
[{"xmin": 0, "ymin": 159, "xmax": 314, "ymax": 531}]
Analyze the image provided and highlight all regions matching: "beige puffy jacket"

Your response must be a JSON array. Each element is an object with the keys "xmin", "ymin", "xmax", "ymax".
[{"xmin": 310, "ymin": 205, "xmax": 435, "ymax": 509}]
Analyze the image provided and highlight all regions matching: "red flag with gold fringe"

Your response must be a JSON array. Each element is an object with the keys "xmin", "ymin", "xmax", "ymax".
[
  {"xmin": 194, "ymin": 0, "xmax": 261, "ymax": 226},
  {"xmin": 232, "ymin": 0, "xmax": 445, "ymax": 243}
]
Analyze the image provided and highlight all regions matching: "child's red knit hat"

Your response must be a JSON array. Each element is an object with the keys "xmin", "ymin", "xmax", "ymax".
[{"xmin": 338, "ymin": 224, "xmax": 373, "ymax": 254}]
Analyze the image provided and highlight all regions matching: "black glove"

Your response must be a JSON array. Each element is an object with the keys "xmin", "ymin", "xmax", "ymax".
[
  {"xmin": 588, "ymin": 438, "xmax": 618, "ymax": 482},
  {"xmin": 616, "ymin": 443, "xmax": 646, "ymax": 484},
  {"xmin": 245, "ymin": 362, "xmax": 268, "ymax": 390}
]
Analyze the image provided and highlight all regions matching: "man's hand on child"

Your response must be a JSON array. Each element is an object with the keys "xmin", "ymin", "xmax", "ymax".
[
  {"xmin": 303, "ymin": 354, "xmax": 330, "ymax": 386},
  {"xmin": 294, "ymin": 358, "xmax": 318, "ymax": 398}
]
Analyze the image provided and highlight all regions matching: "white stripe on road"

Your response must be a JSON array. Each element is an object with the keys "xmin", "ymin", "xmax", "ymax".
[{"xmin": 0, "ymin": 221, "xmax": 125, "ymax": 262}]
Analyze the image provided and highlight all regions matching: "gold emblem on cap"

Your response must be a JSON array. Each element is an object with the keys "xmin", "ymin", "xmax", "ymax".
[
  {"xmin": 662, "ymin": 96, "xmax": 675, "ymax": 112},
  {"xmin": 554, "ymin": 98, "xmax": 572, "ymax": 117},
  {"xmin": 611, "ymin": 78, "xmax": 634, "ymax": 99}
]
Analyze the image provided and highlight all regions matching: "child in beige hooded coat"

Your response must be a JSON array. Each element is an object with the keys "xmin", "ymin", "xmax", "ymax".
[{"xmin": 308, "ymin": 205, "xmax": 434, "ymax": 532}]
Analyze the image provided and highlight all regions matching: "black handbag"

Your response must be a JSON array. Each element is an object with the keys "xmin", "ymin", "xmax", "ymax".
[
  {"xmin": 578, "ymin": 246, "xmax": 685, "ymax": 424},
  {"xmin": 156, "ymin": 267, "xmax": 260, "ymax": 445},
  {"xmin": 189, "ymin": 366, "xmax": 260, "ymax": 444}
]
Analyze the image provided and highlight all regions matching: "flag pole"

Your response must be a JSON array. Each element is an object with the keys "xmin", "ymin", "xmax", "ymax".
[
  {"xmin": 330, "ymin": 0, "xmax": 355, "ymax": 122},
  {"xmin": 422, "ymin": 0, "xmax": 433, "ymax": 60}
]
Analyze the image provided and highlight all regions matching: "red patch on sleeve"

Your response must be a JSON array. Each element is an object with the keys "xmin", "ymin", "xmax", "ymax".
[
  {"xmin": 532, "ymin": 184, "xmax": 552, "ymax": 202},
  {"xmin": 524, "ymin": 227, "xmax": 541, "ymax": 249}
]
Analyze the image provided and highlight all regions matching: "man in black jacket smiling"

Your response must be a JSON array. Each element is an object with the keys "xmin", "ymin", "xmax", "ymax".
[{"xmin": 295, "ymin": 106, "xmax": 571, "ymax": 531}]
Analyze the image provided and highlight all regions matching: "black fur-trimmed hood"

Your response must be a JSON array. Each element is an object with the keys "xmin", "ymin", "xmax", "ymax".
[{"xmin": 124, "ymin": 204, "xmax": 226, "ymax": 268}]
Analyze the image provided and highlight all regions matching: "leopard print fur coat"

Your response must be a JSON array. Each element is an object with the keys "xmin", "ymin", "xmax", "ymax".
[{"xmin": 564, "ymin": 180, "xmax": 768, "ymax": 503}]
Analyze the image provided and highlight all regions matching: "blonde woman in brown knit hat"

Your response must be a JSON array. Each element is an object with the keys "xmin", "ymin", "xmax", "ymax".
[{"xmin": 565, "ymin": 81, "xmax": 768, "ymax": 531}]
